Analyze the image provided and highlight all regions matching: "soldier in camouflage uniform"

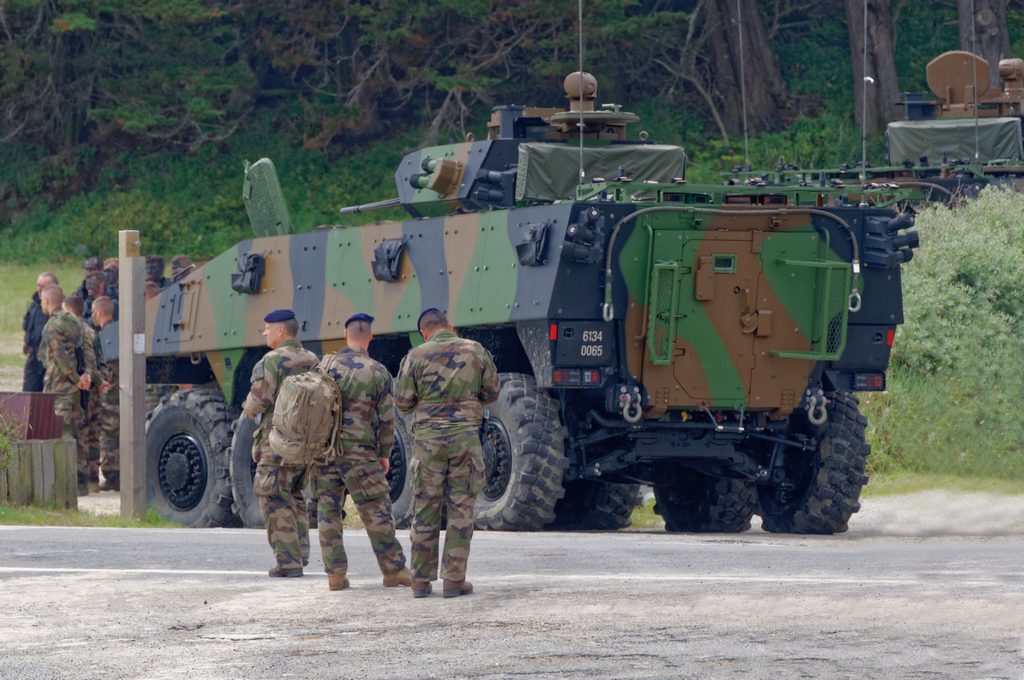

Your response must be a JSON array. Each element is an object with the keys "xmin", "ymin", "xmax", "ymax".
[
  {"xmin": 91, "ymin": 296, "xmax": 120, "ymax": 491},
  {"xmin": 39, "ymin": 286, "xmax": 95, "ymax": 496},
  {"xmin": 395, "ymin": 308, "xmax": 500, "ymax": 598},
  {"xmin": 242, "ymin": 309, "xmax": 319, "ymax": 577},
  {"xmin": 62, "ymin": 296, "xmax": 108, "ymax": 490},
  {"xmin": 313, "ymin": 313, "xmax": 412, "ymax": 591}
]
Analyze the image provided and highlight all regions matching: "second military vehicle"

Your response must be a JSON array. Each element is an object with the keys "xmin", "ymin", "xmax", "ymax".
[
  {"xmin": 109, "ymin": 72, "xmax": 920, "ymax": 534},
  {"xmin": 728, "ymin": 50, "xmax": 1024, "ymax": 204}
]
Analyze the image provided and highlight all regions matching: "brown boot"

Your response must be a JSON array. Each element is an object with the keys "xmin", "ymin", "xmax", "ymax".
[
  {"xmin": 412, "ymin": 581, "xmax": 432, "ymax": 598},
  {"xmin": 443, "ymin": 579, "xmax": 473, "ymax": 598},
  {"xmin": 268, "ymin": 566, "xmax": 303, "ymax": 578},
  {"xmin": 383, "ymin": 569, "xmax": 412, "ymax": 587},
  {"xmin": 328, "ymin": 574, "xmax": 350, "ymax": 591}
]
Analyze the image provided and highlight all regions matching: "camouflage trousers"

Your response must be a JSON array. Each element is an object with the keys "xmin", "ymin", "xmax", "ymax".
[
  {"xmin": 254, "ymin": 463, "xmax": 310, "ymax": 571},
  {"xmin": 81, "ymin": 391, "xmax": 119, "ymax": 476},
  {"xmin": 310, "ymin": 447, "xmax": 407, "ymax": 578},
  {"xmin": 80, "ymin": 389, "xmax": 102, "ymax": 478},
  {"xmin": 409, "ymin": 431, "xmax": 485, "ymax": 583},
  {"xmin": 54, "ymin": 394, "xmax": 85, "ymax": 474},
  {"xmin": 99, "ymin": 397, "xmax": 119, "ymax": 474}
]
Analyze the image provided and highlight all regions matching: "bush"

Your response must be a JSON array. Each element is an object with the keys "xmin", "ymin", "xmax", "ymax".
[{"xmin": 867, "ymin": 187, "xmax": 1024, "ymax": 478}]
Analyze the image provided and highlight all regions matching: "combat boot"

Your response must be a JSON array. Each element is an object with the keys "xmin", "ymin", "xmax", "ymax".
[
  {"xmin": 77, "ymin": 472, "xmax": 89, "ymax": 497},
  {"xmin": 99, "ymin": 472, "xmax": 119, "ymax": 492},
  {"xmin": 268, "ymin": 566, "xmax": 303, "ymax": 578},
  {"xmin": 328, "ymin": 574, "xmax": 350, "ymax": 590},
  {"xmin": 443, "ymin": 579, "xmax": 473, "ymax": 598},
  {"xmin": 382, "ymin": 569, "xmax": 412, "ymax": 587},
  {"xmin": 412, "ymin": 581, "xmax": 432, "ymax": 598}
]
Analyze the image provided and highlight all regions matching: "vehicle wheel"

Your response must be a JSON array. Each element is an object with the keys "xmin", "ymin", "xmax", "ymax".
[
  {"xmin": 474, "ymin": 373, "xmax": 568, "ymax": 531},
  {"xmin": 654, "ymin": 474, "xmax": 756, "ymax": 533},
  {"xmin": 145, "ymin": 389, "xmax": 239, "ymax": 527},
  {"xmin": 229, "ymin": 413, "xmax": 263, "ymax": 528},
  {"xmin": 549, "ymin": 480, "xmax": 641, "ymax": 531},
  {"xmin": 757, "ymin": 391, "xmax": 870, "ymax": 534},
  {"xmin": 388, "ymin": 415, "xmax": 415, "ymax": 529}
]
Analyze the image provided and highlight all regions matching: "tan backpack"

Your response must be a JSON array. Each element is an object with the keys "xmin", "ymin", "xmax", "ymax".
[{"xmin": 268, "ymin": 356, "xmax": 342, "ymax": 464}]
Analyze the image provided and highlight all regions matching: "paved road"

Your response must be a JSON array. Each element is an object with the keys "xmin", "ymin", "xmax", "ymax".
[{"xmin": 1, "ymin": 526, "xmax": 1022, "ymax": 679}]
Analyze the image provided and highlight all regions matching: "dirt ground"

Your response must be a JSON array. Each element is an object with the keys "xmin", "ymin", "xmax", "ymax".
[{"xmin": 78, "ymin": 488, "xmax": 1024, "ymax": 537}]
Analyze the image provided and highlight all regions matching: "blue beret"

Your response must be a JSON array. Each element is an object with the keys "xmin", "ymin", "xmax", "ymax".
[
  {"xmin": 264, "ymin": 309, "xmax": 296, "ymax": 323},
  {"xmin": 345, "ymin": 313, "xmax": 374, "ymax": 327}
]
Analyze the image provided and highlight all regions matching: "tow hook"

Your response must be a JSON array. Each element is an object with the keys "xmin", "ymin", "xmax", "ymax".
[
  {"xmin": 807, "ymin": 394, "xmax": 829, "ymax": 426},
  {"xmin": 620, "ymin": 387, "xmax": 643, "ymax": 423}
]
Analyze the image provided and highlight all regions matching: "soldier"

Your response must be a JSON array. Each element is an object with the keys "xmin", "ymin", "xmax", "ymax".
[
  {"xmin": 39, "ymin": 286, "xmax": 95, "ymax": 496},
  {"xmin": 75, "ymin": 257, "xmax": 104, "ymax": 300},
  {"xmin": 394, "ymin": 308, "xmax": 500, "ymax": 598},
  {"xmin": 170, "ymin": 255, "xmax": 193, "ymax": 281},
  {"xmin": 146, "ymin": 255, "xmax": 171, "ymax": 290},
  {"xmin": 90, "ymin": 296, "xmax": 120, "ymax": 491},
  {"xmin": 83, "ymin": 273, "xmax": 118, "ymax": 324},
  {"xmin": 22, "ymin": 271, "xmax": 57, "ymax": 392},
  {"xmin": 314, "ymin": 313, "xmax": 412, "ymax": 591},
  {"xmin": 103, "ymin": 259, "xmax": 119, "ymax": 300},
  {"xmin": 242, "ymin": 309, "xmax": 319, "ymax": 577},
  {"xmin": 63, "ymin": 295, "xmax": 108, "ymax": 490}
]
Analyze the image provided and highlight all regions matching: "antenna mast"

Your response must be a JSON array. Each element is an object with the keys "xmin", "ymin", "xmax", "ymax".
[
  {"xmin": 578, "ymin": 0, "xmax": 585, "ymax": 185},
  {"xmin": 859, "ymin": 0, "xmax": 869, "ymax": 207},
  {"xmin": 738, "ymin": 0, "xmax": 750, "ymax": 170}
]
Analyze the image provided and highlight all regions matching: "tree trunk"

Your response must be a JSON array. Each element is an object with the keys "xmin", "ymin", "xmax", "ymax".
[
  {"xmin": 958, "ymin": 0, "xmax": 1011, "ymax": 91},
  {"xmin": 708, "ymin": 0, "xmax": 787, "ymax": 136},
  {"xmin": 845, "ymin": 0, "xmax": 901, "ymax": 137}
]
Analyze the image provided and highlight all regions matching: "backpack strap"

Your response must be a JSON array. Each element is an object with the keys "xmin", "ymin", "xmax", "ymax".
[{"xmin": 318, "ymin": 354, "xmax": 345, "ymax": 454}]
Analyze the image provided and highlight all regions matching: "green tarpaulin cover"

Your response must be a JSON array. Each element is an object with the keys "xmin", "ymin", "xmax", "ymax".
[
  {"xmin": 516, "ymin": 143, "xmax": 687, "ymax": 201},
  {"xmin": 887, "ymin": 117, "xmax": 1024, "ymax": 165}
]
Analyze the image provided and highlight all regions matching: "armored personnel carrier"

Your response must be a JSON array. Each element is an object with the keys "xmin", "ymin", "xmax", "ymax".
[
  {"xmin": 728, "ymin": 50, "xmax": 1024, "ymax": 204},
  {"xmin": 110, "ymin": 73, "xmax": 920, "ymax": 534}
]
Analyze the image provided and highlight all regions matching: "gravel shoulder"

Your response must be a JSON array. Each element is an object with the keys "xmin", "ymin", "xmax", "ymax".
[{"xmin": 78, "ymin": 488, "xmax": 1024, "ymax": 540}]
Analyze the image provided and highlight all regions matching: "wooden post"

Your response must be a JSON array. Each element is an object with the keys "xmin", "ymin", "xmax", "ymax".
[{"xmin": 119, "ymin": 231, "xmax": 147, "ymax": 520}]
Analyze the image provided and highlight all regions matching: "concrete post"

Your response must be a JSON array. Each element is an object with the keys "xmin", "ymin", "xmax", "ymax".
[{"xmin": 119, "ymin": 231, "xmax": 146, "ymax": 520}]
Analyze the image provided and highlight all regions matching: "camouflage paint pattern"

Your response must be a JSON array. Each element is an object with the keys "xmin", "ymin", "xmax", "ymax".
[
  {"xmin": 408, "ymin": 431, "xmax": 485, "ymax": 583},
  {"xmin": 311, "ymin": 454, "xmax": 407, "ymax": 577},
  {"xmin": 254, "ymin": 463, "xmax": 310, "ymax": 571},
  {"xmin": 393, "ymin": 330, "xmax": 500, "ymax": 438},
  {"xmin": 41, "ymin": 309, "xmax": 95, "ymax": 473}
]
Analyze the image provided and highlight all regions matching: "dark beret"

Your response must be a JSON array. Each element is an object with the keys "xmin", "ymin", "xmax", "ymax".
[
  {"xmin": 264, "ymin": 309, "xmax": 296, "ymax": 323},
  {"xmin": 345, "ymin": 313, "xmax": 374, "ymax": 327},
  {"xmin": 417, "ymin": 307, "xmax": 442, "ymax": 327}
]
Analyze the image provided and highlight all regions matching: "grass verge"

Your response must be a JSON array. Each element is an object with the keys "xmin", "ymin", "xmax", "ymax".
[{"xmin": 0, "ymin": 502, "xmax": 184, "ymax": 528}]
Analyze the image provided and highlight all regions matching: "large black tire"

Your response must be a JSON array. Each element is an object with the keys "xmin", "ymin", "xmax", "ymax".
[
  {"xmin": 228, "ymin": 413, "xmax": 263, "ymax": 528},
  {"xmin": 474, "ymin": 372, "xmax": 568, "ymax": 531},
  {"xmin": 654, "ymin": 474, "xmax": 756, "ymax": 533},
  {"xmin": 757, "ymin": 391, "xmax": 870, "ymax": 534},
  {"xmin": 548, "ymin": 480, "xmax": 641, "ymax": 531},
  {"xmin": 145, "ymin": 389, "xmax": 239, "ymax": 527},
  {"xmin": 388, "ymin": 415, "xmax": 415, "ymax": 529}
]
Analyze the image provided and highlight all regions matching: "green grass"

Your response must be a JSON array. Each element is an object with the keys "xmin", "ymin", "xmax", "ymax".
[
  {"xmin": 0, "ymin": 502, "xmax": 185, "ymax": 527},
  {"xmin": 863, "ymin": 472, "xmax": 1024, "ymax": 498},
  {"xmin": 0, "ymin": 263, "xmax": 82, "ymax": 340}
]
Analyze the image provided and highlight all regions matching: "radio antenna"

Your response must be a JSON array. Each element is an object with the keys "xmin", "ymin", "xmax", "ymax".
[
  {"xmin": 971, "ymin": 0, "xmax": 980, "ymax": 162},
  {"xmin": 578, "ymin": 0, "xmax": 585, "ymax": 185},
  {"xmin": 738, "ymin": 0, "xmax": 750, "ymax": 170},
  {"xmin": 859, "ymin": 0, "xmax": 869, "ymax": 207}
]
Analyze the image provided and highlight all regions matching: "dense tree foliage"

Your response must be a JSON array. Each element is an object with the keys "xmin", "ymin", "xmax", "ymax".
[{"xmin": 0, "ymin": 0, "xmax": 1023, "ymax": 263}]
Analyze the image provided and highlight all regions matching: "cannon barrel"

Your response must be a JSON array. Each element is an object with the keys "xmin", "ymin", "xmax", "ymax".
[{"xmin": 338, "ymin": 197, "xmax": 402, "ymax": 216}]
